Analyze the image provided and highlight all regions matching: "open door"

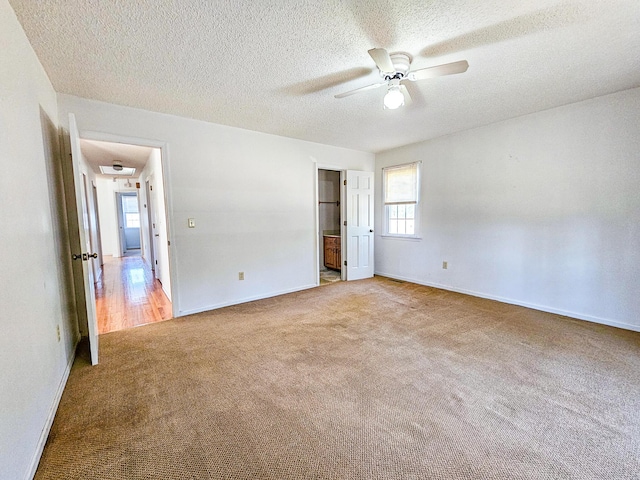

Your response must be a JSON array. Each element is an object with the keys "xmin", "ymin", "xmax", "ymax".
[
  {"xmin": 69, "ymin": 113, "xmax": 99, "ymax": 365},
  {"xmin": 145, "ymin": 179, "xmax": 156, "ymax": 271},
  {"xmin": 147, "ymin": 175, "xmax": 163, "ymax": 281},
  {"xmin": 345, "ymin": 170, "xmax": 374, "ymax": 280}
]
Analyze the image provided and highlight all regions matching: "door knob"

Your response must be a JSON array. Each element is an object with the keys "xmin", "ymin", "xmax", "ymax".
[
  {"xmin": 88, "ymin": 253, "xmax": 98, "ymax": 259},
  {"xmin": 369, "ymin": 229, "xmax": 374, "ymax": 233},
  {"xmin": 72, "ymin": 254, "xmax": 82, "ymax": 261}
]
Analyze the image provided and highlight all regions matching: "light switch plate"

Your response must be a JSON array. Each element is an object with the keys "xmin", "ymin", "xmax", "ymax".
[{"xmin": 188, "ymin": 218, "xmax": 196, "ymax": 228}]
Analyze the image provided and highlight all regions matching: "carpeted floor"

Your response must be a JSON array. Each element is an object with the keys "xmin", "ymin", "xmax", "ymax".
[{"xmin": 35, "ymin": 277, "xmax": 640, "ymax": 479}]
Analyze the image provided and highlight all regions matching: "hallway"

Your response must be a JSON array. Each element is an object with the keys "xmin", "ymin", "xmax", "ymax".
[{"xmin": 96, "ymin": 255, "xmax": 172, "ymax": 334}]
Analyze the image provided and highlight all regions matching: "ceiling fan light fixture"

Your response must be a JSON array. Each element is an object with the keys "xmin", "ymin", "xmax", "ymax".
[{"xmin": 383, "ymin": 86, "xmax": 404, "ymax": 110}]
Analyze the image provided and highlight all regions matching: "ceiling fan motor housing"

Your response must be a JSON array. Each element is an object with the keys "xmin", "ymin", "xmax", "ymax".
[{"xmin": 382, "ymin": 52, "xmax": 412, "ymax": 80}]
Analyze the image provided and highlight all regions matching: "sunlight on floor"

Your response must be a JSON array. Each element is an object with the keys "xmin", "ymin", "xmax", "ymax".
[{"xmin": 128, "ymin": 268, "xmax": 145, "ymax": 284}]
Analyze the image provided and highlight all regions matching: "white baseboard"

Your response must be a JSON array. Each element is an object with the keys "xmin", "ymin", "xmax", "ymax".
[
  {"xmin": 177, "ymin": 284, "xmax": 318, "ymax": 317},
  {"xmin": 375, "ymin": 272, "xmax": 640, "ymax": 333},
  {"xmin": 25, "ymin": 340, "xmax": 78, "ymax": 480}
]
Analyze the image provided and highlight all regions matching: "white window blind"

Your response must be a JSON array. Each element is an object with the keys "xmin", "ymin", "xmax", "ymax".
[{"xmin": 384, "ymin": 162, "xmax": 419, "ymax": 205}]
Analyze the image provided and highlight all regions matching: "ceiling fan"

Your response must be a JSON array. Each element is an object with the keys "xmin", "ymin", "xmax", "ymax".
[{"xmin": 335, "ymin": 48, "xmax": 469, "ymax": 109}]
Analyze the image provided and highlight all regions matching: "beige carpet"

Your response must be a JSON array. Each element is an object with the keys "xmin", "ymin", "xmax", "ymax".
[{"xmin": 36, "ymin": 277, "xmax": 640, "ymax": 479}]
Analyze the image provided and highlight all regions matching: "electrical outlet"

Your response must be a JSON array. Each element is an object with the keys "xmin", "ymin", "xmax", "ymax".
[
  {"xmin": 56, "ymin": 325, "xmax": 61, "ymax": 342},
  {"xmin": 238, "ymin": 272, "xmax": 244, "ymax": 280},
  {"xmin": 442, "ymin": 261, "xmax": 448, "ymax": 270}
]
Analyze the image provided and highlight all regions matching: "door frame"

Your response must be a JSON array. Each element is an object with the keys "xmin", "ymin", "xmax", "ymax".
[
  {"xmin": 146, "ymin": 174, "xmax": 162, "ymax": 281},
  {"xmin": 76, "ymin": 129, "xmax": 176, "ymax": 318},
  {"xmin": 145, "ymin": 179, "xmax": 156, "ymax": 274},
  {"xmin": 315, "ymin": 164, "xmax": 346, "ymax": 284},
  {"xmin": 116, "ymin": 191, "xmax": 141, "ymax": 256},
  {"xmin": 91, "ymin": 182, "xmax": 104, "ymax": 282}
]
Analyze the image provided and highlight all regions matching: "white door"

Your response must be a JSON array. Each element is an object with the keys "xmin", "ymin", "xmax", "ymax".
[
  {"xmin": 91, "ymin": 184, "xmax": 104, "ymax": 282},
  {"xmin": 148, "ymin": 177, "xmax": 162, "ymax": 280},
  {"xmin": 345, "ymin": 170, "xmax": 374, "ymax": 280},
  {"xmin": 145, "ymin": 179, "xmax": 156, "ymax": 271},
  {"xmin": 69, "ymin": 113, "xmax": 99, "ymax": 365}
]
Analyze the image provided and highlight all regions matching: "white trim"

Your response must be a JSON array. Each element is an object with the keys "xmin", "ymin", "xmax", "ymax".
[
  {"xmin": 316, "ymin": 162, "xmax": 345, "ymax": 171},
  {"xmin": 380, "ymin": 234, "xmax": 422, "ymax": 240},
  {"xmin": 177, "ymin": 284, "xmax": 317, "ymax": 317},
  {"xmin": 25, "ymin": 341, "xmax": 78, "ymax": 480},
  {"xmin": 340, "ymin": 171, "xmax": 346, "ymax": 281},
  {"xmin": 79, "ymin": 130, "xmax": 166, "ymax": 149},
  {"xmin": 375, "ymin": 271, "xmax": 640, "ymax": 333},
  {"xmin": 314, "ymin": 165, "xmax": 320, "ymax": 287}
]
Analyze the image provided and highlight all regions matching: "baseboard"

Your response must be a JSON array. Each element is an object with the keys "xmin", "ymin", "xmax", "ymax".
[
  {"xmin": 178, "ymin": 284, "xmax": 318, "ymax": 317},
  {"xmin": 375, "ymin": 272, "xmax": 640, "ymax": 333},
  {"xmin": 25, "ymin": 339, "xmax": 78, "ymax": 480}
]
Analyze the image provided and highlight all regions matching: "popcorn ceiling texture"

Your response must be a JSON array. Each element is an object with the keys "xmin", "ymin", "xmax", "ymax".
[{"xmin": 9, "ymin": 0, "xmax": 640, "ymax": 152}]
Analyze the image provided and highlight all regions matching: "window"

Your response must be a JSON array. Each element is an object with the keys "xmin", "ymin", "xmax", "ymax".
[
  {"xmin": 383, "ymin": 162, "xmax": 420, "ymax": 236},
  {"xmin": 125, "ymin": 213, "xmax": 140, "ymax": 228}
]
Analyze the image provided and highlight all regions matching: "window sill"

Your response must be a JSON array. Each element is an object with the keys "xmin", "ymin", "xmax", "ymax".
[{"xmin": 380, "ymin": 234, "xmax": 422, "ymax": 241}]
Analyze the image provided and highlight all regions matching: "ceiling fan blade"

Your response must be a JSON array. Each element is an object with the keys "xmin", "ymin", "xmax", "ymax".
[
  {"xmin": 334, "ymin": 81, "xmax": 387, "ymax": 99},
  {"xmin": 399, "ymin": 85, "xmax": 413, "ymax": 106},
  {"xmin": 406, "ymin": 60, "xmax": 469, "ymax": 81},
  {"xmin": 368, "ymin": 48, "xmax": 395, "ymax": 74}
]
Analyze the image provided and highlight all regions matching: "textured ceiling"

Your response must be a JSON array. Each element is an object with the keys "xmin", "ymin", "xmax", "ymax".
[
  {"xmin": 80, "ymin": 139, "xmax": 154, "ymax": 176},
  {"xmin": 10, "ymin": 0, "xmax": 640, "ymax": 153}
]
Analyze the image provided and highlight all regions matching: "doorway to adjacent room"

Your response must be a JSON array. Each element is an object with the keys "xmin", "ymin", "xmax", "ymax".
[{"xmin": 318, "ymin": 169, "xmax": 343, "ymax": 285}]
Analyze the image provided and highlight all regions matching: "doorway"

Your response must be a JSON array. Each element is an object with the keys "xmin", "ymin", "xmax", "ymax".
[
  {"xmin": 117, "ymin": 192, "xmax": 142, "ymax": 257},
  {"xmin": 78, "ymin": 136, "xmax": 173, "ymax": 335},
  {"xmin": 318, "ymin": 169, "xmax": 343, "ymax": 285}
]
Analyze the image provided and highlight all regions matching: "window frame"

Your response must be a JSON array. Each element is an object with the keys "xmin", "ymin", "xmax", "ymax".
[{"xmin": 382, "ymin": 161, "xmax": 421, "ymax": 239}]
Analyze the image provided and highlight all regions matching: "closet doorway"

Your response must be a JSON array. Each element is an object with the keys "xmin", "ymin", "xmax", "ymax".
[{"xmin": 318, "ymin": 169, "xmax": 343, "ymax": 285}]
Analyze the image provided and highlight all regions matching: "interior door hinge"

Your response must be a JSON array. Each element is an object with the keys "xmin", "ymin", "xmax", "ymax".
[
  {"xmin": 343, "ymin": 220, "xmax": 347, "ymax": 226},
  {"xmin": 344, "ymin": 260, "xmax": 347, "ymax": 266},
  {"xmin": 343, "ymin": 179, "xmax": 347, "ymax": 186}
]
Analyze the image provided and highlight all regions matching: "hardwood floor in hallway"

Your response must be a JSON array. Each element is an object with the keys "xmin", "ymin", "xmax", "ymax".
[{"xmin": 96, "ymin": 255, "xmax": 172, "ymax": 334}]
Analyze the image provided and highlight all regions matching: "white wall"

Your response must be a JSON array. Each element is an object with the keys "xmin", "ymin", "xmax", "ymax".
[
  {"xmin": 139, "ymin": 148, "xmax": 172, "ymax": 300},
  {"xmin": 57, "ymin": 94, "xmax": 374, "ymax": 316},
  {"xmin": 375, "ymin": 88, "xmax": 640, "ymax": 331},
  {"xmin": 0, "ymin": 1, "xmax": 79, "ymax": 478}
]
